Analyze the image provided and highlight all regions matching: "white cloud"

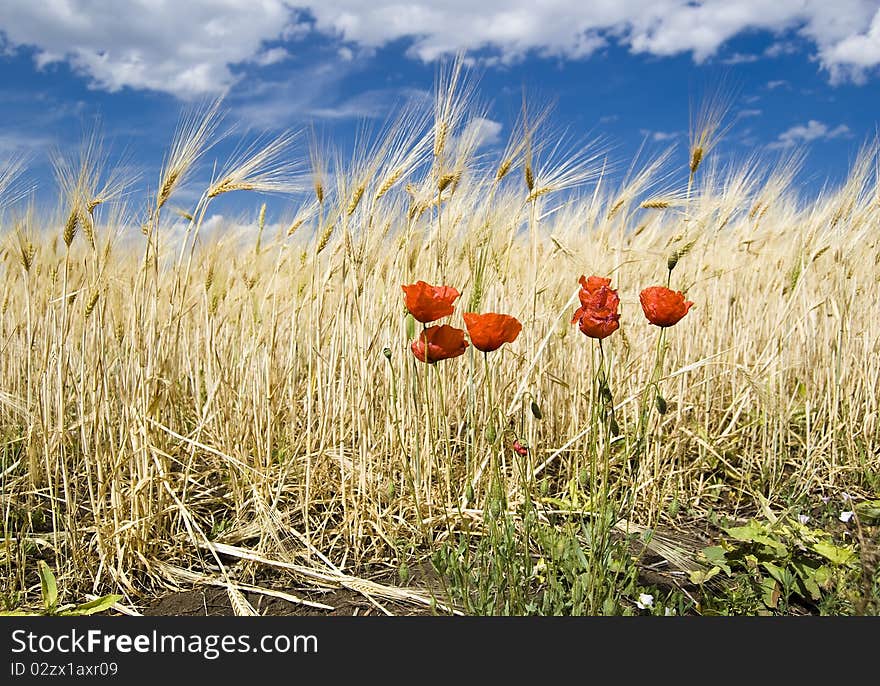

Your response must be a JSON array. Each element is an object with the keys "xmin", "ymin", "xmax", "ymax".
[
  {"xmin": 250, "ymin": 47, "xmax": 292, "ymax": 67},
  {"xmin": 0, "ymin": 1, "xmax": 295, "ymax": 98},
  {"xmin": 462, "ymin": 117, "xmax": 503, "ymax": 148},
  {"xmin": 3, "ymin": 1, "xmax": 880, "ymax": 99},
  {"xmin": 766, "ymin": 80, "xmax": 790, "ymax": 89},
  {"xmin": 769, "ymin": 119, "xmax": 852, "ymax": 148},
  {"xmin": 721, "ymin": 52, "xmax": 760, "ymax": 65},
  {"xmin": 304, "ymin": 1, "xmax": 880, "ymax": 82},
  {"xmin": 231, "ymin": 57, "xmax": 430, "ymax": 127},
  {"xmin": 764, "ymin": 41, "xmax": 800, "ymax": 57},
  {"xmin": 640, "ymin": 129, "xmax": 680, "ymax": 142},
  {"xmin": 820, "ymin": 8, "xmax": 880, "ymax": 82}
]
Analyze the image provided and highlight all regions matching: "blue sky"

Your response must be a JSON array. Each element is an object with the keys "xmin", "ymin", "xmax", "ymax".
[{"xmin": 1, "ymin": 1, "xmax": 880, "ymax": 223}]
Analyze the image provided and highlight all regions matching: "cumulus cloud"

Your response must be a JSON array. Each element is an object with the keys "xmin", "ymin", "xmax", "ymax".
[
  {"xmin": 462, "ymin": 117, "xmax": 503, "ymax": 148},
  {"xmin": 249, "ymin": 47, "xmax": 293, "ymax": 67},
  {"xmin": 0, "ymin": 1, "xmax": 295, "ymax": 98},
  {"xmin": 769, "ymin": 120, "xmax": 852, "ymax": 148},
  {"xmin": 820, "ymin": 8, "xmax": 880, "ymax": 82},
  {"xmin": 2, "ymin": 1, "xmax": 880, "ymax": 98}
]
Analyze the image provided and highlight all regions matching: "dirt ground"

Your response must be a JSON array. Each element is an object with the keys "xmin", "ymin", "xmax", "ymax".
[
  {"xmin": 142, "ymin": 562, "xmax": 445, "ymax": 616},
  {"xmin": 142, "ymin": 586, "xmax": 419, "ymax": 616}
]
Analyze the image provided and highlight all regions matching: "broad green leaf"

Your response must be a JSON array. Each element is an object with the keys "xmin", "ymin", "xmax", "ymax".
[
  {"xmin": 810, "ymin": 541, "xmax": 856, "ymax": 566},
  {"xmin": 813, "ymin": 565, "xmax": 833, "ymax": 589},
  {"xmin": 723, "ymin": 519, "xmax": 769, "ymax": 542},
  {"xmin": 607, "ymin": 558, "xmax": 628, "ymax": 573},
  {"xmin": 723, "ymin": 521, "xmax": 788, "ymax": 557},
  {"xmin": 761, "ymin": 561, "xmax": 788, "ymax": 586},
  {"xmin": 38, "ymin": 561, "xmax": 57, "ymax": 612},
  {"xmin": 855, "ymin": 499, "xmax": 880, "ymax": 524},
  {"xmin": 65, "ymin": 595, "xmax": 123, "ymax": 616},
  {"xmin": 700, "ymin": 546, "xmax": 732, "ymax": 576},
  {"xmin": 761, "ymin": 577, "xmax": 780, "ymax": 609},
  {"xmin": 799, "ymin": 575, "xmax": 821, "ymax": 601},
  {"xmin": 791, "ymin": 559, "xmax": 820, "ymax": 581},
  {"xmin": 689, "ymin": 566, "xmax": 721, "ymax": 585}
]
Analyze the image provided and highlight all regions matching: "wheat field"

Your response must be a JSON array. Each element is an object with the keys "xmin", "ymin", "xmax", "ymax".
[{"xmin": 1, "ymin": 63, "xmax": 878, "ymax": 615}]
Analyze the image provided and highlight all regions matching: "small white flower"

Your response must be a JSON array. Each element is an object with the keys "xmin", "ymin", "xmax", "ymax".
[
  {"xmin": 821, "ymin": 496, "xmax": 831, "ymax": 504},
  {"xmin": 842, "ymin": 492, "xmax": 853, "ymax": 502},
  {"xmin": 839, "ymin": 510, "xmax": 854, "ymax": 523},
  {"xmin": 797, "ymin": 514, "xmax": 810, "ymax": 525},
  {"xmin": 664, "ymin": 607, "xmax": 676, "ymax": 616},
  {"xmin": 636, "ymin": 593, "xmax": 654, "ymax": 610}
]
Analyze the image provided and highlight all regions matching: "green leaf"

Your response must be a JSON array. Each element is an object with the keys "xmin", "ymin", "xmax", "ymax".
[
  {"xmin": 689, "ymin": 566, "xmax": 721, "ymax": 585},
  {"xmin": 799, "ymin": 575, "xmax": 822, "ymax": 601},
  {"xmin": 813, "ymin": 565, "xmax": 833, "ymax": 589},
  {"xmin": 761, "ymin": 561, "xmax": 788, "ymax": 586},
  {"xmin": 37, "ymin": 561, "xmax": 57, "ymax": 612},
  {"xmin": 760, "ymin": 577, "xmax": 780, "ymax": 609},
  {"xmin": 855, "ymin": 499, "xmax": 880, "ymax": 524},
  {"xmin": 723, "ymin": 521, "xmax": 789, "ymax": 557},
  {"xmin": 791, "ymin": 559, "xmax": 820, "ymax": 581},
  {"xmin": 700, "ymin": 546, "xmax": 733, "ymax": 576},
  {"xmin": 810, "ymin": 541, "xmax": 856, "ymax": 566},
  {"xmin": 64, "ymin": 595, "xmax": 123, "ymax": 616},
  {"xmin": 0, "ymin": 610, "xmax": 38, "ymax": 616},
  {"xmin": 607, "ymin": 558, "xmax": 628, "ymax": 573}
]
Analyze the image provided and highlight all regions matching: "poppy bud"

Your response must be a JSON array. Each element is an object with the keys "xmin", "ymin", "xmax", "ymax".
[
  {"xmin": 530, "ymin": 400, "xmax": 543, "ymax": 420},
  {"xmin": 382, "ymin": 347, "xmax": 392, "ymax": 360},
  {"xmin": 489, "ymin": 494, "xmax": 502, "ymax": 518},
  {"xmin": 485, "ymin": 421, "xmax": 496, "ymax": 443},
  {"xmin": 609, "ymin": 416, "xmax": 621, "ymax": 436},
  {"xmin": 656, "ymin": 394, "xmax": 668, "ymax": 414},
  {"xmin": 432, "ymin": 549, "xmax": 447, "ymax": 575}
]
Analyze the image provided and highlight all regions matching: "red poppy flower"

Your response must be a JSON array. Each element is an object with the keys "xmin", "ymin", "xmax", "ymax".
[
  {"xmin": 639, "ymin": 286, "xmax": 694, "ymax": 327},
  {"xmin": 410, "ymin": 325, "xmax": 469, "ymax": 363},
  {"xmin": 401, "ymin": 281, "xmax": 461, "ymax": 323},
  {"xmin": 463, "ymin": 312, "xmax": 522, "ymax": 353},
  {"xmin": 512, "ymin": 440, "xmax": 529, "ymax": 456},
  {"xmin": 572, "ymin": 275, "xmax": 620, "ymax": 339}
]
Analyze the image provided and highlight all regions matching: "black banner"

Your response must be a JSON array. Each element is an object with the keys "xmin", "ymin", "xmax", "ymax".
[{"xmin": 1, "ymin": 616, "xmax": 874, "ymax": 681}]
